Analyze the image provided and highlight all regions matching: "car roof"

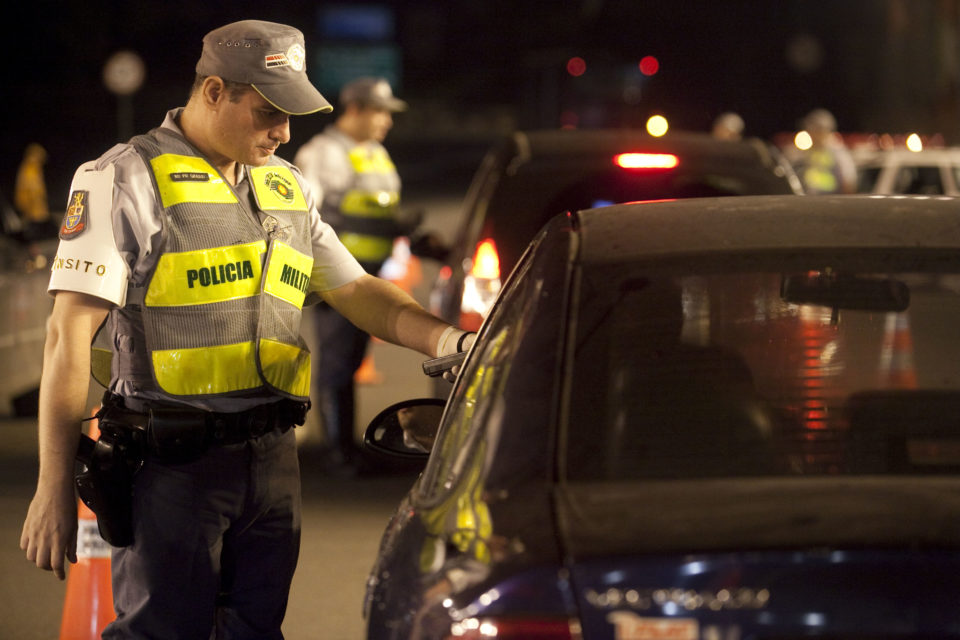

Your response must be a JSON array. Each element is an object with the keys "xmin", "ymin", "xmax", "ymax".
[
  {"xmin": 506, "ymin": 129, "xmax": 786, "ymax": 170},
  {"xmin": 574, "ymin": 194, "xmax": 960, "ymax": 264},
  {"xmin": 855, "ymin": 147, "xmax": 960, "ymax": 165}
]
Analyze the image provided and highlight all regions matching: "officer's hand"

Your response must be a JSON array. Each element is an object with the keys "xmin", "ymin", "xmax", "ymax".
[
  {"xmin": 441, "ymin": 332, "xmax": 476, "ymax": 383},
  {"xmin": 409, "ymin": 231, "xmax": 450, "ymax": 261},
  {"xmin": 20, "ymin": 477, "xmax": 79, "ymax": 580}
]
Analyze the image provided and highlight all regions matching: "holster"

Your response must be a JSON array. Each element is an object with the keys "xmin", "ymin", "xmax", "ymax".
[{"xmin": 75, "ymin": 414, "xmax": 145, "ymax": 548}]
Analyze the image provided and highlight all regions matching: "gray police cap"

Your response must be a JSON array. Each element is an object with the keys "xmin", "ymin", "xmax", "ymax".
[
  {"xmin": 339, "ymin": 77, "xmax": 408, "ymax": 112},
  {"xmin": 196, "ymin": 20, "xmax": 332, "ymax": 116}
]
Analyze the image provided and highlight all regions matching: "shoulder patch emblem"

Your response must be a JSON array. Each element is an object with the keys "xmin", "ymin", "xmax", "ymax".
[
  {"xmin": 263, "ymin": 171, "xmax": 296, "ymax": 204},
  {"xmin": 60, "ymin": 190, "xmax": 89, "ymax": 240}
]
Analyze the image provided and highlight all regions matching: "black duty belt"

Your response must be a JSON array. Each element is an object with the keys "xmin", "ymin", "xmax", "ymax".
[{"xmin": 98, "ymin": 392, "xmax": 310, "ymax": 460}]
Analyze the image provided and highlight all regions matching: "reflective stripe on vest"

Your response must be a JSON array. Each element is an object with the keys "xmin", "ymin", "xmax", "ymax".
[
  {"xmin": 145, "ymin": 241, "xmax": 265, "ymax": 307},
  {"xmin": 152, "ymin": 338, "xmax": 310, "ymax": 398},
  {"xmin": 263, "ymin": 241, "xmax": 313, "ymax": 308},
  {"xmin": 348, "ymin": 145, "xmax": 396, "ymax": 174}
]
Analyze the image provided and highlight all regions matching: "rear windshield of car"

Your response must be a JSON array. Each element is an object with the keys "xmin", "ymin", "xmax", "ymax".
[
  {"xmin": 566, "ymin": 255, "xmax": 960, "ymax": 481},
  {"xmin": 485, "ymin": 163, "xmax": 791, "ymax": 275}
]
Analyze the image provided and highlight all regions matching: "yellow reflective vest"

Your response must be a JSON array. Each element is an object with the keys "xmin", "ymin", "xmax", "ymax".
[
  {"xmin": 313, "ymin": 127, "xmax": 402, "ymax": 270},
  {"xmin": 106, "ymin": 128, "xmax": 314, "ymax": 402}
]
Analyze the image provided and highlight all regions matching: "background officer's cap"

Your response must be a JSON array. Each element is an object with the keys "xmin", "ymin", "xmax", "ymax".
[
  {"xmin": 339, "ymin": 77, "xmax": 408, "ymax": 112},
  {"xmin": 196, "ymin": 20, "xmax": 332, "ymax": 116}
]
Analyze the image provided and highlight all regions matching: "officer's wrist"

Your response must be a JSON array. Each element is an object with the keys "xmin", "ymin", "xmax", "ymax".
[
  {"xmin": 456, "ymin": 331, "xmax": 476, "ymax": 353},
  {"xmin": 436, "ymin": 327, "xmax": 475, "ymax": 357}
]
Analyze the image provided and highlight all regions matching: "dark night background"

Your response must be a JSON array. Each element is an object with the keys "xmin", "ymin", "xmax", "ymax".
[{"xmin": 2, "ymin": 0, "xmax": 958, "ymax": 209}]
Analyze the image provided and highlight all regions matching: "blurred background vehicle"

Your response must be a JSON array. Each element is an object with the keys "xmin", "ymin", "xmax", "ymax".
[
  {"xmin": 363, "ymin": 194, "xmax": 960, "ymax": 640},
  {"xmin": 428, "ymin": 129, "xmax": 803, "ymax": 345},
  {"xmin": 0, "ymin": 188, "xmax": 57, "ymax": 416},
  {"xmin": 855, "ymin": 146, "xmax": 960, "ymax": 194}
]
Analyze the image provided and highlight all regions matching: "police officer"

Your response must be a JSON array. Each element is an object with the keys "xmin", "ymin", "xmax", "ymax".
[
  {"xmin": 711, "ymin": 112, "xmax": 745, "ymax": 141},
  {"xmin": 294, "ymin": 77, "xmax": 441, "ymax": 473},
  {"xmin": 19, "ymin": 20, "xmax": 473, "ymax": 639},
  {"xmin": 794, "ymin": 108, "xmax": 857, "ymax": 194}
]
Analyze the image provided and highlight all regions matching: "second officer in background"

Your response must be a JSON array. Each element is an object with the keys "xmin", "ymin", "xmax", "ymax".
[{"xmin": 294, "ymin": 77, "xmax": 438, "ymax": 473}]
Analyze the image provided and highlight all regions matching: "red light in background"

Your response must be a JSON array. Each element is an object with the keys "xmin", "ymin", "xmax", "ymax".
[
  {"xmin": 566, "ymin": 56, "xmax": 587, "ymax": 76},
  {"xmin": 560, "ymin": 110, "xmax": 579, "ymax": 129},
  {"xmin": 639, "ymin": 55, "xmax": 660, "ymax": 76},
  {"xmin": 614, "ymin": 152, "xmax": 679, "ymax": 169}
]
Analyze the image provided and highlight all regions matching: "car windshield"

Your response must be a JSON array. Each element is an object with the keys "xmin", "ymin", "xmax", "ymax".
[{"xmin": 566, "ymin": 252, "xmax": 960, "ymax": 481}]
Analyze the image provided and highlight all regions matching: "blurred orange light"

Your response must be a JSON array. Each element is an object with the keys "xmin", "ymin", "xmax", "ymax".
[
  {"xmin": 614, "ymin": 153, "xmax": 678, "ymax": 169},
  {"xmin": 470, "ymin": 239, "xmax": 501, "ymax": 279},
  {"xmin": 639, "ymin": 55, "xmax": 660, "ymax": 76},
  {"xmin": 566, "ymin": 57, "xmax": 587, "ymax": 76}
]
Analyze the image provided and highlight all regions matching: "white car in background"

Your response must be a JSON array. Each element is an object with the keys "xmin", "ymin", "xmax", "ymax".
[{"xmin": 855, "ymin": 147, "xmax": 960, "ymax": 195}]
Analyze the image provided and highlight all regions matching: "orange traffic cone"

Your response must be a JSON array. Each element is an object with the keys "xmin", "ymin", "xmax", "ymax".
[
  {"xmin": 60, "ymin": 409, "xmax": 115, "ymax": 640},
  {"xmin": 354, "ymin": 353, "xmax": 384, "ymax": 385},
  {"xmin": 879, "ymin": 312, "xmax": 917, "ymax": 389},
  {"xmin": 353, "ymin": 238, "xmax": 425, "ymax": 386}
]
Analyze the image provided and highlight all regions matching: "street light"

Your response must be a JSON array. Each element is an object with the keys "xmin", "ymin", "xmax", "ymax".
[{"xmin": 103, "ymin": 50, "xmax": 146, "ymax": 142}]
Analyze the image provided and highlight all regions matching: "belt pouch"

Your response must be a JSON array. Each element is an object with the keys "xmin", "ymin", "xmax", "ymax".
[{"xmin": 147, "ymin": 410, "xmax": 208, "ymax": 462}]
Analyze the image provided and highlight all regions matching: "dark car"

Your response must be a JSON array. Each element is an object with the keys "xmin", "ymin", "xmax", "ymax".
[
  {"xmin": 429, "ymin": 129, "xmax": 802, "ymax": 334},
  {"xmin": 363, "ymin": 195, "xmax": 960, "ymax": 640}
]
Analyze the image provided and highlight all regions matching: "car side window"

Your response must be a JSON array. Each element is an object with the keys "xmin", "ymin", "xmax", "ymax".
[
  {"xmin": 418, "ymin": 245, "xmax": 542, "ymax": 504},
  {"xmin": 857, "ymin": 166, "xmax": 882, "ymax": 193},
  {"xmin": 894, "ymin": 165, "xmax": 944, "ymax": 194}
]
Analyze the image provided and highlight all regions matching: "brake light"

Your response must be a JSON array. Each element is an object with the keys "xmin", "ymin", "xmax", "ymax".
[
  {"xmin": 614, "ymin": 152, "xmax": 679, "ymax": 169},
  {"xmin": 460, "ymin": 238, "xmax": 502, "ymax": 331},
  {"xmin": 446, "ymin": 616, "xmax": 582, "ymax": 639}
]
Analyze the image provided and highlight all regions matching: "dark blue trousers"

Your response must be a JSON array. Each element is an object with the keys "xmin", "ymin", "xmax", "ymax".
[{"xmin": 104, "ymin": 427, "xmax": 300, "ymax": 639}]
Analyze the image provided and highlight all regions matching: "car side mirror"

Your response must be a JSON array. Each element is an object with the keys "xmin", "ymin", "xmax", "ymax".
[{"xmin": 363, "ymin": 398, "xmax": 446, "ymax": 459}]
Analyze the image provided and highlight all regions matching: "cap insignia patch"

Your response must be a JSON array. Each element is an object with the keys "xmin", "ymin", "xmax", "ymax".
[{"xmin": 286, "ymin": 44, "xmax": 305, "ymax": 71}]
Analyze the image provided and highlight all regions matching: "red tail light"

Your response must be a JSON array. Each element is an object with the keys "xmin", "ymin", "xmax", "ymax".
[
  {"xmin": 446, "ymin": 616, "xmax": 582, "ymax": 639},
  {"xmin": 614, "ymin": 152, "xmax": 679, "ymax": 169}
]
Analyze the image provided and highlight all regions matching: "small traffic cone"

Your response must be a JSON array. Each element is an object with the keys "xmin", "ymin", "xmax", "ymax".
[
  {"xmin": 354, "ymin": 353, "xmax": 384, "ymax": 385},
  {"xmin": 879, "ymin": 312, "xmax": 917, "ymax": 389},
  {"xmin": 60, "ymin": 409, "xmax": 115, "ymax": 640}
]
